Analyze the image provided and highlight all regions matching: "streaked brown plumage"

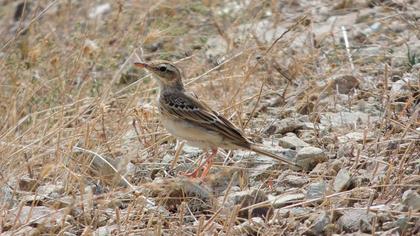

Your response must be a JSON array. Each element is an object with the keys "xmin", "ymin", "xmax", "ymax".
[{"xmin": 134, "ymin": 60, "xmax": 297, "ymax": 178}]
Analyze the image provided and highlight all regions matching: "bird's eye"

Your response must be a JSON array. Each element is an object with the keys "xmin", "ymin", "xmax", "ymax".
[{"xmin": 158, "ymin": 66, "xmax": 167, "ymax": 72}]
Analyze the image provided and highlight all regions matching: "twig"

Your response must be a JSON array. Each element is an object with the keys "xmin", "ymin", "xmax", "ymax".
[{"xmin": 341, "ymin": 26, "xmax": 355, "ymax": 73}]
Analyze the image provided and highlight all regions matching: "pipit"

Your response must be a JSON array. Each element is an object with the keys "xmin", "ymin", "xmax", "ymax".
[{"xmin": 134, "ymin": 60, "xmax": 297, "ymax": 178}]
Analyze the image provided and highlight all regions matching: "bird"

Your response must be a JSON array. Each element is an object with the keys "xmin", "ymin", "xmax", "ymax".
[{"xmin": 134, "ymin": 60, "xmax": 298, "ymax": 178}]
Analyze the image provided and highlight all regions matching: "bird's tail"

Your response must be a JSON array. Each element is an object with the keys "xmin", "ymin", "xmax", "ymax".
[{"xmin": 249, "ymin": 144, "xmax": 298, "ymax": 167}]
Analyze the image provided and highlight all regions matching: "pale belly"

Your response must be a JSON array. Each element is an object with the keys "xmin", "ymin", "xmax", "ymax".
[{"xmin": 160, "ymin": 115, "xmax": 224, "ymax": 149}]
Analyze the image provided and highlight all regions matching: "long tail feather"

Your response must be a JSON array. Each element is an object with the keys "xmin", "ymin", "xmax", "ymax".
[{"xmin": 249, "ymin": 144, "xmax": 298, "ymax": 167}]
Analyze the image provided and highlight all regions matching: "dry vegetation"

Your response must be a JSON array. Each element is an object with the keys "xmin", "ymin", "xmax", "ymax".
[{"xmin": 0, "ymin": 0, "xmax": 419, "ymax": 235}]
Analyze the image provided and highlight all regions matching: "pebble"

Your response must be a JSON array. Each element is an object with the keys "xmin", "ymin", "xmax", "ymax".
[
  {"xmin": 402, "ymin": 189, "xmax": 420, "ymax": 211},
  {"xmin": 306, "ymin": 181, "xmax": 327, "ymax": 200},
  {"xmin": 333, "ymin": 169, "xmax": 352, "ymax": 192},
  {"xmin": 296, "ymin": 147, "xmax": 328, "ymax": 171},
  {"xmin": 337, "ymin": 209, "xmax": 373, "ymax": 233},
  {"xmin": 279, "ymin": 134, "xmax": 310, "ymax": 149}
]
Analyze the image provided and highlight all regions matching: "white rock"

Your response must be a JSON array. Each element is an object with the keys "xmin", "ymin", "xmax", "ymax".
[{"xmin": 88, "ymin": 3, "xmax": 111, "ymax": 19}]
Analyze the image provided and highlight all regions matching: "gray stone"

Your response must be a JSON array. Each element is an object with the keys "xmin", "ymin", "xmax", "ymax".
[
  {"xmin": 333, "ymin": 169, "xmax": 352, "ymax": 192},
  {"xmin": 88, "ymin": 3, "xmax": 111, "ymax": 19},
  {"xmin": 330, "ymin": 74, "xmax": 360, "ymax": 94},
  {"xmin": 205, "ymin": 36, "xmax": 228, "ymax": 63},
  {"xmin": 222, "ymin": 189, "xmax": 271, "ymax": 219},
  {"xmin": 232, "ymin": 217, "xmax": 265, "ymax": 235},
  {"xmin": 296, "ymin": 147, "xmax": 328, "ymax": 171},
  {"xmin": 284, "ymin": 175, "xmax": 308, "ymax": 187},
  {"xmin": 268, "ymin": 193, "xmax": 305, "ymax": 208},
  {"xmin": 337, "ymin": 209, "xmax": 373, "ymax": 233},
  {"xmin": 306, "ymin": 181, "xmax": 327, "ymax": 200},
  {"xmin": 402, "ymin": 189, "xmax": 420, "ymax": 211},
  {"xmin": 18, "ymin": 177, "xmax": 39, "ymax": 192},
  {"xmin": 321, "ymin": 111, "xmax": 376, "ymax": 128},
  {"xmin": 95, "ymin": 225, "xmax": 118, "ymax": 236},
  {"xmin": 279, "ymin": 134, "xmax": 310, "ymax": 149},
  {"xmin": 274, "ymin": 118, "xmax": 304, "ymax": 134},
  {"xmin": 310, "ymin": 211, "xmax": 331, "ymax": 235},
  {"xmin": 9, "ymin": 206, "xmax": 66, "ymax": 230},
  {"xmin": 338, "ymin": 131, "xmax": 374, "ymax": 143},
  {"xmin": 0, "ymin": 185, "xmax": 14, "ymax": 209}
]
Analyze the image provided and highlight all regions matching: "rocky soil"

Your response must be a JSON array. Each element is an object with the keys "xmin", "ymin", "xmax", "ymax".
[{"xmin": 0, "ymin": 0, "xmax": 419, "ymax": 235}]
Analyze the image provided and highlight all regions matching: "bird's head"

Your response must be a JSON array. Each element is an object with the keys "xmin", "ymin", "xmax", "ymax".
[{"xmin": 134, "ymin": 60, "xmax": 184, "ymax": 90}]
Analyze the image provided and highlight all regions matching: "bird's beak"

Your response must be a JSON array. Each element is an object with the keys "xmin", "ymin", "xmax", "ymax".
[{"xmin": 134, "ymin": 62, "xmax": 149, "ymax": 68}]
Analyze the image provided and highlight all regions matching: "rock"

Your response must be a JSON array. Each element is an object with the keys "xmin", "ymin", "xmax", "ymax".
[
  {"xmin": 268, "ymin": 193, "xmax": 305, "ymax": 208},
  {"xmin": 402, "ymin": 189, "xmax": 420, "ymax": 211},
  {"xmin": 145, "ymin": 177, "xmax": 212, "ymax": 213},
  {"xmin": 296, "ymin": 147, "xmax": 328, "ymax": 171},
  {"xmin": 274, "ymin": 118, "xmax": 304, "ymax": 134},
  {"xmin": 321, "ymin": 111, "xmax": 375, "ymax": 128},
  {"xmin": 330, "ymin": 75, "xmax": 360, "ymax": 94},
  {"xmin": 278, "ymin": 134, "xmax": 310, "ymax": 149},
  {"xmin": 95, "ymin": 225, "xmax": 119, "ymax": 236},
  {"xmin": 338, "ymin": 131, "xmax": 374, "ymax": 143},
  {"xmin": 244, "ymin": 147, "xmax": 296, "ymax": 179},
  {"xmin": 229, "ymin": 189, "xmax": 272, "ymax": 219},
  {"xmin": 88, "ymin": 3, "xmax": 111, "ymax": 19},
  {"xmin": 333, "ymin": 169, "xmax": 352, "ymax": 192},
  {"xmin": 205, "ymin": 168, "xmax": 243, "ymax": 194},
  {"xmin": 8, "ymin": 206, "xmax": 66, "ymax": 231},
  {"xmin": 283, "ymin": 175, "xmax": 308, "ymax": 187},
  {"xmin": 306, "ymin": 181, "xmax": 327, "ymax": 200},
  {"xmin": 37, "ymin": 184, "xmax": 64, "ymax": 197},
  {"xmin": 83, "ymin": 39, "xmax": 99, "ymax": 56},
  {"xmin": 337, "ymin": 209, "xmax": 373, "ymax": 233},
  {"xmin": 232, "ymin": 217, "xmax": 265, "ymax": 235},
  {"xmin": 18, "ymin": 177, "xmax": 39, "ymax": 191},
  {"xmin": 1, "ymin": 226, "xmax": 40, "ymax": 236},
  {"xmin": 308, "ymin": 211, "xmax": 330, "ymax": 235},
  {"xmin": 273, "ymin": 207, "xmax": 312, "ymax": 219},
  {"xmin": 205, "ymin": 36, "xmax": 227, "ymax": 64},
  {"xmin": 0, "ymin": 185, "xmax": 15, "ymax": 209},
  {"xmin": 310, "ymin": 162, "xmax": 330, "ymax": 175}
]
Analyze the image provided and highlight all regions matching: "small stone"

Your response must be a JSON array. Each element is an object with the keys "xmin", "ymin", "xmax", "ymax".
[
  {"xmin": 268, "ymin": 193, "xmax": 305, "ymax": 208},
  {"xmin": 8, "ymin": 206, "xmax": 65, "ymax": 230},
  {"xmin": 236, "ymin": 190, "xmax": 272, "ymax": 219},
  {"xmin": 284, "ymin": 175, "xmax": 308, "ymax": 187},
  {"xmin": 88, "ymin": 3, "xmax": 111, "ymax": 19},
  {"xmin": 232, "ymin": 217, "xmax": 265, "ymax": 235},
  {"xmin": 402, "ymin": 189, "xmax": 420, "ymax": 211},
  {"xmin": 321, "ymin": 111, "xmax": 375, "ymax": 128},
  {"xmin": 18, "ymin": 177, "xmax": 39, "ymax": 192},
  {"xmin": 296, "ymin": 147, "xmax": 328, "ymax": 171},
  {"xmin": 337, "ymin": 209, "xmax": 373, "ymax": 233},
  {"xmin": 330, "ymin": 75, "xmax": 359, "ymax": 94},
  {"xmin": 205, "ymin": 36, "xmax": 228, "ymax": 63},
  {"xmin": 308, "ymin": 211, "xmax": 330, "ymax": 235},
  {"xmin": 333, "ymin": 169, "xmax": 352, "ymax": 192},
  {"xmin": 95, "ymin": 225, "xmax": 118, "ymax": 236},
  {"xmin": 275, "ymin": 118, "xmax": 304, "ymax": 134},
  {"xmin": 306, "ymin": 181, "xmax": 327, "ymax": 200},
  {"xmin": 0, "ymin": 185, "xmax": 14, "ymax": 209},
  {"xmin": 310, "ymin": 162, "xmax": 329, "ymax": 175},
  {"xmin": 278, "ymin": 134, "xmax": 310, "ymax": 149},
  {"xmin": 338, "ymin": 131, "xmax": 374, "ymax": 143}
]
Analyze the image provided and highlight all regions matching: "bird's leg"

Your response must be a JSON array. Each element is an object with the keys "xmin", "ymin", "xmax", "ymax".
[
  {"xmin": 181, "ymin": 151, "xmax": 210, "ymax": 178},
  {"xmin": 200, "ymin": 148, "xmax": 218, "ymax": 178}
]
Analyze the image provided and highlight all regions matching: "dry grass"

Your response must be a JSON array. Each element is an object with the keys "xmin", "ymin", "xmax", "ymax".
[{"xmin": 0, "ymin": 0, "xmax": 419, "ymax": 235}]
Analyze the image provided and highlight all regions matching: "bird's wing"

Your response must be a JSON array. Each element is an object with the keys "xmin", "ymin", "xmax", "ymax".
[{"xmin": 160, "ymin": 92, "xmax": 250, "ymax": 147}]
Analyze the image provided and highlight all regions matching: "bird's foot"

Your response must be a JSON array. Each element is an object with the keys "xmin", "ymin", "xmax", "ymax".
[{"xmin": 180, "ymin": 167, "xmax": 202, "ymax": 178}]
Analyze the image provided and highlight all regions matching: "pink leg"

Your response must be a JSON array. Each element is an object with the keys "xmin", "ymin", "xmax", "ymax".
[
  {"xmin": 181, "ymin": 150, "xmax": 214, "ymax": 178},
  {"xmin": 200, "ymin": 148, "xmax": 218, "ymax": 178}
]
